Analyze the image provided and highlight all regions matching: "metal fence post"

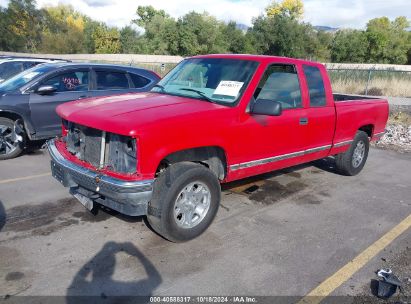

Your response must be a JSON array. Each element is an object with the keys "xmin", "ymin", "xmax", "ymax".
[{"xmin": 365, "ymin": 69, "xmax": 373, "ymax": 95}]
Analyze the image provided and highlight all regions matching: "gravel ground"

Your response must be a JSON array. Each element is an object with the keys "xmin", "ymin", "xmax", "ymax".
[{"xmin": 373, "ymin": 123, "xmax": 411, "ymax": 153}]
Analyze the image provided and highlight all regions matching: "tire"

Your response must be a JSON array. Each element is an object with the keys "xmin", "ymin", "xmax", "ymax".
[
  {"xmin": 0, "ymin": 118, "xmax": 25, "ymax": 160},
  {"xmin": 335, "ymin": 131, "xmax": 369, "ymax": 176},
  {"xmin": 147, "ymin": 162, "xmax": 221, "ymax": 242}
]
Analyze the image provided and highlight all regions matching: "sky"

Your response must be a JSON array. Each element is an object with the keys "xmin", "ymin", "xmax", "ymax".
[{"xmin": 0, "ymin": 0, "xmax": 410, "ymax": 29}]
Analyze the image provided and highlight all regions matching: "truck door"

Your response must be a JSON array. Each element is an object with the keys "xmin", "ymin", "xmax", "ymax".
[
  {"xmin": 232, "ymin": 64, "xmax": 308, "ymax": 178},
  {"xmin": 301, "ymin": 64, "xmax": 335, "ymax": 161}
]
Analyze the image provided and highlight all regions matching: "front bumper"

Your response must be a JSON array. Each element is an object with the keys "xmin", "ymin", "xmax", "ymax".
[{"xmin": 47, "ymin": 139, "xmax": 154, "ymax": 216}]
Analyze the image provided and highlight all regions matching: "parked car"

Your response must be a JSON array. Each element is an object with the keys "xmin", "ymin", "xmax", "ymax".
[
  {"xmin": 48, "ymin": 54, "xmax": 388, "ymax": 242},
  {"xmin": 0, "ymin": 63, "xmax": 160, "ymax": 159},
  {"xmin": 0, "ymin": 57, "xmax": 68, "ymax": 83}
]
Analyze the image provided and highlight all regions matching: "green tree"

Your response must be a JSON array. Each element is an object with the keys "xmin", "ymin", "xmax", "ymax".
[
  {"xmin": 221, "ymin": 22, "xmax": 255, "ymax": 54},
  {"xmin": 366, "ymin": 16, "xmax": 410, "ymax": 64},
  {"xmin": 315, "ymin": 30, "xmax": 332, "ymax": 62},
  {"xmin": 92, "ymin": 24, "xmax": 121, "ymax": 54},
  {"xmin": 132, "ymin": 6, "xmax": 178, "ymax": 55},
  {"xmin": 134, "ymin": 5, "xmax": 168, "ymax": 27},
  {"xmin": 144, "ymin": 14, "xmax": 179, "ymax": 55},
  {"xmin": 249, "ymin": 0, "xmax": 327, "ymax": 61},
  {"xmin": 0, "ymin": 7, "xmax": 13, "ymax": 51},
  {"xmin": 82, "ymin": 18, "xmax": 100, "ymax": 53},
  {"xmin": 331, "ymin": 30, "xmax": 368, "ymax": 63},
  {"xmin": 176, "ymin": 12, "xmax": 228, "ymax": 56},
  {"xmin": 2, "ymin": 0, "xmax": 45, "ymax": 52},
  {"xmin": 266, "ymin": 0, "xmax": 304, "ymax": 20},
  {"xmin": 119, "ymin": 26, "xmax": 146, "ymax": 54},
  {"xmin": 40, "ymin": 5, "xmax": 86, "ymax": 53},
  {"xmin": 249, "ymin": 14, "xmax": 318, "ymax": 59}
]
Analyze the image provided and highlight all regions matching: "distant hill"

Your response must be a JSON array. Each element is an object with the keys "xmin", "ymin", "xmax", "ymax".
[
  {"xmin": 236, "ymin": 23, "xmax": 250, "ymax": 32},
  {"xmin": 314, "ymin": 25, "xmax": 339, "ymax": 33},
  {"xmin": 233, "ymin": 24, "xmax": 339, "ymax": 33}
]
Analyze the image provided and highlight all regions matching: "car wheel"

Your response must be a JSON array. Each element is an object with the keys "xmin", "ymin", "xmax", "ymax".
[
  {"xmin": 335, "ymin": 130, "xmax": 369, "ymax": 176},
  {"xmin": 147, "ymin": 162, "xmax": 221, "ymax": 242},
  {"xmin": 0, "ymin": 118, "xmax": 25, "ymax": 160}
]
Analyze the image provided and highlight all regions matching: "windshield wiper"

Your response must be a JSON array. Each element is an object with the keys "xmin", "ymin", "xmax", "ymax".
[
  {"xmin": 179, "ymin": 88, "xmax": 215, "ymax": 103},
  {"xmin": 152, "ymin": 84, "xmax": 166, "ymax": 92}
]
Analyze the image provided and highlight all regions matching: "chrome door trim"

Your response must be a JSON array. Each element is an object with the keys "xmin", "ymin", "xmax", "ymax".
[
  {"xmin": 332, "ymin": 140, "xmax": 353, "ymax": 148},
  {"xmin": 230, "ymin": 144, "xmax": 332, "ymax": 171}
]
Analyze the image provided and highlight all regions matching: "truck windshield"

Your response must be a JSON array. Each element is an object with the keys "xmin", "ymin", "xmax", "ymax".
[
  {"xmin": 151, "ymin": 58, "xmax": 259, "ymax": 105},
  {"xmin": 0, "ymin": 64, "xmax": 52, "ymax": 93}
]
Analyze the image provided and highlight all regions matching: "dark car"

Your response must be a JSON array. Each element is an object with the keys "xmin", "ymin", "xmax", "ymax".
[
  {"xmin": 0, "ymin": 63, "xmax": 160, "ymax": 159},
  {"xmin": 0, "ymin": 57, "xmax": 69, "ymax": 83}
]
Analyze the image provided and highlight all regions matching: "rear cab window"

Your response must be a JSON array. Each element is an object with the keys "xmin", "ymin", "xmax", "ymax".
[
  {"xmin": 303, "ymin": 65, "xmax": 327, "ymax": 107},
  {"xmin": 96, "ymin": 71, "xmax": 130, "ymax": 90},
  {"xmin": 253, "ymin": 64, "xmax": 302, "ymax": 110}
]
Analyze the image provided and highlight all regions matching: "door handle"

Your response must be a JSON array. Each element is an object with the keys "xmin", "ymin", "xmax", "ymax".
[
  {"xmin": 77, "ymin": 95, "xmax": 87, "ymax": 100},
  {"xmin": 299, "ymin": 117, "xmax": 308, "ymax": 125}
]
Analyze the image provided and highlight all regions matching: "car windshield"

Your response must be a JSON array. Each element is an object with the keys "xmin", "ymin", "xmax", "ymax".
[
  {"xmin": 151, "ymin": 58, "xmax": 259, "ymax": 105},
  {"xmin": 0, "ymin": 64, "xmax": 52, "ymax": 92}
]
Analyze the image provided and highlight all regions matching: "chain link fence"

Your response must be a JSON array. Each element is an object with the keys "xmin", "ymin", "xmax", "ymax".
[
  {"xmin": 126, "ymin": 62, "xmax": 177, "ymax": 77},
  {"xmin": 326, "ymin": 67, "xmax": 411, "ymax": 98}
]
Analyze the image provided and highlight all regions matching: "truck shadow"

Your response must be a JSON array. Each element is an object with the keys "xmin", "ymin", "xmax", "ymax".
[
  {"xmin": 66, "ymin": 241, "xmax": 162, "ymax": 303},
  {"xmin": 0, "ymin": 200, "xmax": 5, "ymax": 232},
  {"xmin": 77, "ymin": 204, "xmax": 144, "ymax": 224}
]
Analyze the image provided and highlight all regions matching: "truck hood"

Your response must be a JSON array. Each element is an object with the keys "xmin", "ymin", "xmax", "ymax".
[{"xmin": 57, "ymin": 92, "xmax": 228, "ymax": 136}]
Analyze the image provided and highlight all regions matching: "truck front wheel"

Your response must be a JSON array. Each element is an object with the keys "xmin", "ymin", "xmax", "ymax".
[
  {"xmin": 147, "ymin": 162, "xmax": 221, "ymax": 242},
  {"xmin": 335, "ymin": 130, "xmax": 369, "ymax": 176}
]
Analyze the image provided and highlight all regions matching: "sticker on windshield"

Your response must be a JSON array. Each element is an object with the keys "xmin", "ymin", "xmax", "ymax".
[
  {"xmin": 214, "ymin": 81, "xmax": 244, "ymax": 97},
  {"xmin": 23, "ymin": 72, "xmax": 40, "ymax": 79}
]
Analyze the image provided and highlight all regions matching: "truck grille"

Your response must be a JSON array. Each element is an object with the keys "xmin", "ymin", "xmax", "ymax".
[{"xmin": 64, "ymin": 121, "xmax": 137, "ymax": 174}]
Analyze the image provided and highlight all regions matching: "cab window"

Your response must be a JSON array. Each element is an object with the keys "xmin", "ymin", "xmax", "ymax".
[
  {"xmin": 303, "ymin": 65, "xmax": 326, "ymax": 107},
  {"xmin": 254, "ymin": 64, "xmax": 302, "ymax": 109}
]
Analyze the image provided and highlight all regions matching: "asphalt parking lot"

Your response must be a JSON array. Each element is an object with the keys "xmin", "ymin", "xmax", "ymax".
[{"xmin": 0, "ymin": 147, "xmax": 410, "ymax": 302}]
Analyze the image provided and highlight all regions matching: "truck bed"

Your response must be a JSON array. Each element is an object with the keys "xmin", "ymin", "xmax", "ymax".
[
  {"xmin": 333, "ymin": 93, "xmax": 377, "ymax": 102},
  {"xmin": 332, "ymin": 95, "xmax": 389, "ymax": 153}
]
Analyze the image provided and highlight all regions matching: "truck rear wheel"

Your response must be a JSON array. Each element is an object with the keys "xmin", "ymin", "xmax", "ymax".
[
  {"xmin": 335, "ymin": 130, "xmax": 369, "ymax": 176},
  {"xmin": 0, "ymin": 118, "xmax": 25, "ymax": 160},
  {"xmin": 147, "ymin": 162, "xmax": 221, "ymax": 242}
]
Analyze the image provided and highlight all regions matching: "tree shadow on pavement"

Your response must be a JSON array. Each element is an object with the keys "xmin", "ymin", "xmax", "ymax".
[
  {"xmin": 67, "ymin": 241, "xmax": 162, "ymax": 304},
  {"xmin": 0, "ymin": 200, "xmax": 5, "ymax": 232}
]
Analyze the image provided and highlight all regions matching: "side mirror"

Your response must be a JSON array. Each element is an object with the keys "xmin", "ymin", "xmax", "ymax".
[
  {"xmin": 36, "ymin": 85, "xmax": 56, "ymax": 95},
  {"xmin": 251, "ymin": 99, "xmax": 282, "ymax": 116}
]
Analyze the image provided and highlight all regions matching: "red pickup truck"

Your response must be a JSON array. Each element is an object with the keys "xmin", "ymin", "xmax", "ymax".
[{"xmin": 48, "ymin": 54, "xmax": 388, "ymax": 242}]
